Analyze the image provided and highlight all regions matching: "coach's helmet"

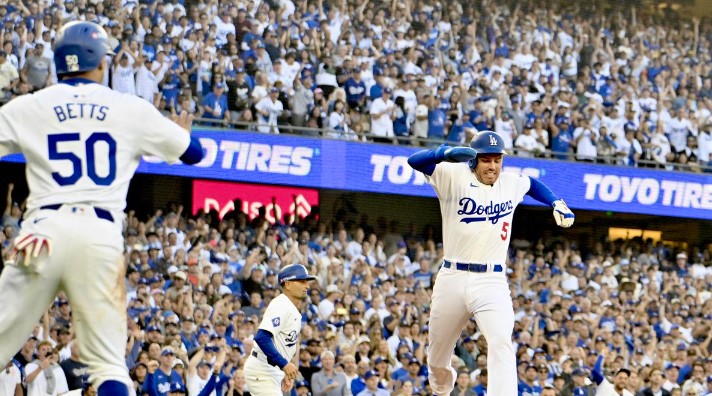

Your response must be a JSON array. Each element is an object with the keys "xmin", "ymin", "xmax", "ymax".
[
  {"xmin": 278, "ymin": 264, "xmax": 317, "ymax": 285},
  {"xmin": 54, "ymin": 21, "xmax": 116, "ymax": 76},
  {"xmin": 468, "ymin": 131, "xmax": 506, "ymax": 170}
]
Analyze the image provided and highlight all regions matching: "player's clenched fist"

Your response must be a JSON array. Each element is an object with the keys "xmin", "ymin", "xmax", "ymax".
[
  {"xmin": 13, "ymin": 232, "xmax": 53, "ymax": 266},
  {"xmin": 282, "ymin": 362, "xmax": 298, "ymax": 380},
  {"xmin": 552, "ymin": 200, "xmax": 575, "ymax": 228}
]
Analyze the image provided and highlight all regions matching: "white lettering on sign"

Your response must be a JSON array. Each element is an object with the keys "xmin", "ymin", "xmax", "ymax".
[
  {"xmin": 370, "ymin": 154, "xmax": 541, "ymax": 185},
  {"xmin": 175, "ymin": 138, "xmax": 315, "ymax": 175},
  {"xmin": 370, "ymin": 154, "xmax": 426, "ymax": 185},
  {"xmin": 203, "ymin": 194, "xmax": 314, "ymax": 223},
  {"xmin": 582, "ymin": 174, "xmax": 712, "ymax": 210}
]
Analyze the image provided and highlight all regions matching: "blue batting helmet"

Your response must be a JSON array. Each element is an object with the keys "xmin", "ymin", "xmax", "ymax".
[
  {"xmin": 278, "ymin": 264, "xmax": 317, "ymax": 285},
  {"xmin": 468, "ymin": 131, "xmax": 506, "ymax": 169},
  {"xmin": 53, "ymin": 21, "xmax": 115, "ymax": 76}
]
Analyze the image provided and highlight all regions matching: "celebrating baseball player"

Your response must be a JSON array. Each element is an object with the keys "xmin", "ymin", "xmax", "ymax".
[
  {"xmin": 408, "ymin": 131, "xmax": 575, "ymax": 396},
  {"xmin": 244, "ymin": 264, "xmax": 315, "ymax": 395},
  {"xmin": 0, "ymin": 21, "xmax": 204, "ymax": 396}
]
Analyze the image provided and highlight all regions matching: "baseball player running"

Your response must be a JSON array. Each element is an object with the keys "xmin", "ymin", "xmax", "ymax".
[
  {"xmin": 244, "ymin": 264, "xmax": 315, "ymax": 395},
  {"xmin": 408, "ymin": 131, "xmax": 574, "ymax": 396},
  {"xmin": 0, "ymin": 21, "xmax": 204, "ymax": 396}
]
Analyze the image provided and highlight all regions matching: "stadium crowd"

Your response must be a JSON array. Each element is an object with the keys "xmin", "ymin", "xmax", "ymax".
[
  {"xmin": 1, "ymin": 183, "xmax": 712, "ymax": 396},
  {"xmin": 0, "ymin": 0, "xmax": 711, "ymax": 394},
  {"xmin": 0, "ymin": 0, "xmax": 709, "ymax": 169}
]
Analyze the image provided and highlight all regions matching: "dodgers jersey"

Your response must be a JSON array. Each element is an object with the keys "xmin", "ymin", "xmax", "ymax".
[
  {"xmin": 0, "ymin": 79, "xmax": 191, "ymax": 212},
  {"xmin": 252, "ymin": 294, "xmax": 301, "ymax": 373},
  {"xmin": 427, "ymin": 162, "xmax": 530, "ymax": 264}
]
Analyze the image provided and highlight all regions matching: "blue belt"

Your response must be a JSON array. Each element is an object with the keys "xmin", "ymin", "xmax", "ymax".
[
  {"xmin": 40, "ymin": 204, "xmax": 114, "ymax": 223},
  {"xmin": 443, "ymin": 260, "xmax": 503, "ymax": 273}
]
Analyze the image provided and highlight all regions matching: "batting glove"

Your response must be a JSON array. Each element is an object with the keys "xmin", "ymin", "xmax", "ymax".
[
  {"xmin": 13, "ymin": 233, "xmax": 53, "ymax": 266},
  {"xmin": 552, "ymin": 200, "xmax": 575, "ymax": 228}
]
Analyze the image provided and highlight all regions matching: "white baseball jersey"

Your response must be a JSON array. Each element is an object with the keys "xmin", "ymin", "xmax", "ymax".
[
  {"xmin": 666, "ymin": 117, "xmax": 693, "ymax": 152},
  {"xmin": 0, "ymin": 80, "xmax": 191, "ymax": 212},
  {"xmin": 112, "ymin": 64, "xmax": 137, "ymax": 95},
  {"xmin": 0, "ymin": 364, "xmax": 21, "ymax": 395},
  {"xmin": 426, "ymin": 162, "xmax": 530, "ymax": 265},
  {"xmin": 26, "ymin": 363, "xmax": 69, "ymax": 396},
  {"xmin": 187, "ymin": 373, "xmax": 214, "ymax": 396},
  {"xmin": 249, "ymin": 294, "xmax": 301, "ymax": 376},
  {"xmin": 595, "ymin": 379, "xmax": 635, "ymax": 396},
  {"xmin": 255, "ymin": 97, "xmax": 283, "ymax": 133}
]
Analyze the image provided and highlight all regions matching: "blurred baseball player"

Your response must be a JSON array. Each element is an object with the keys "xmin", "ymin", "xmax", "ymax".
[
  {"xmin": 244, "ymin": 264, "xmax": 315, "ymax": 395},
  {"xmin": 408, "ymin": 131, "xmax": 574, "ymax": 395},
  {"xmin": 0, "ymin": 21, "xmax": 204, "ymax": 396},
  {"xmin": 591, "ymin": 355, "xmax": 635, "ymax": 396}
]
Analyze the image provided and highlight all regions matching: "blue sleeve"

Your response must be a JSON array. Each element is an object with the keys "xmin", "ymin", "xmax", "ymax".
[
  {"xmin": 144, "ymin": 373, "xmax": 159, "ymax": 396},
  {"xmin": 197, "ymin": 374, "xmax": 218, "ymax": 396},
  {"xmin": 254, "ymin": 329, "xmax": 289, "ymax": 368},
  {"xmin": 126, "ymin": 340, "xmax": 142, "ymax": 369},
  {"xmin": 407, "ymin": 146, "xmax": 448, "ymax": 176},
  {"xmin": 180, "ymin": 136, "xmax": 204, "ymax": 165},
  {"xmin": 215, "ymin": 372, "xmax": 230, "ymax": 396},
  {"xmin": 526, "ymin": 177, "xmax": 559, "ymax": 206},
  {"xmin": 591, "ymin": 355, "xmax": 605, "ymax": 385}
]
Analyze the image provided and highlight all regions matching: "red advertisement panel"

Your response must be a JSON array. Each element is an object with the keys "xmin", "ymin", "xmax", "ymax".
[{"xmin": 192, "ymin": 180, "xmax": 319, "ymax": 222}]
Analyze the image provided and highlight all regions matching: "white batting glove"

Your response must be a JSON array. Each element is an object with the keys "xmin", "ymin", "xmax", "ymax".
[
  {"xmin": 552, "ymin": 200, "xmax": 575, "ymax": 228},
  {"xmin": 13, "ymin": 232, "xmax": 53, "ymax": 266}
]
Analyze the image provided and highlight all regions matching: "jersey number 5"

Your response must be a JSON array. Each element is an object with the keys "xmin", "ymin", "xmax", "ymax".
[
  {"xmin": 48, "ymin": 132, "xmax": 117, "ymax": 186},
  {"xmin": 500, "ymin": 221, "xmax": 509, "ymax": 241}
]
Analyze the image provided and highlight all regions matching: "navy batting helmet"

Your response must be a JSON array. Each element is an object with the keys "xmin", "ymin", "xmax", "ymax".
[
  {"xmin": 53, "ymin": 21, "xmax": 115, "ymax": 76},
  {"xmin": 278, "ymin": 264, "xmax": 317, "ymax": 285},
  {"xmin": 468, "ymin": 131, "xmax": 506, "ymax": 169}
]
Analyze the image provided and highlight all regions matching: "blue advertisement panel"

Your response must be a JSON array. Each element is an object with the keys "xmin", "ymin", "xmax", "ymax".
[{"xmin": 4, "ymin": 130, "xmax": 712, "ymax": 220}]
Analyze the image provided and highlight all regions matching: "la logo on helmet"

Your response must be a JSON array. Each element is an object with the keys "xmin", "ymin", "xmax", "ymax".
[{"xmin": 489, "ymin": 135, "xmax": 498, "ymax": 146}]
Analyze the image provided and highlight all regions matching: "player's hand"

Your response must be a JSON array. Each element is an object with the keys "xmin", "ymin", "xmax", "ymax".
[
  {"xmin": 282, "ymin": 362, "xmax": 298, "ymax": 380},
  {"xmin": 552, "ymin": 200, "xmax": 575, "ymax": 228},
  {"xmin": 170, "ymin": 109, "xmax": 194, "ymax": 132},
  {"xmin": 13, "ymin": 232, "xmax": 52, "ymax": 266},
  {"xmin": 281, "ymin": 377, "xmax": 293, "ymax": 392}
]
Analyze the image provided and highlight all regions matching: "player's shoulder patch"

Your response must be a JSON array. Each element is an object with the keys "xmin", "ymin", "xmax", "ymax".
[{"xmin": 271, "ymin": 317, "xmax": 280, "ymax": 327}]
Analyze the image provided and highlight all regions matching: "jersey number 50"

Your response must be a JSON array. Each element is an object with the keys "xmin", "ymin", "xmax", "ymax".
[{"xmin": 48, "ymin": 132, "xmax": 117, "ymax": 186}]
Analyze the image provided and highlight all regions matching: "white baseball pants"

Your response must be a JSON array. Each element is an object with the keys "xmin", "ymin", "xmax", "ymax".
[
  {"xmin": 244, "ymin": 355, "xmax": 284, "ymax": 395},
  {"xmin": 0, "ymin": 205, "xmax": 132, "ymax": 391},
  {"xmin": 427, "ymin": 268, "xmax": 516, "ymax": 396}
]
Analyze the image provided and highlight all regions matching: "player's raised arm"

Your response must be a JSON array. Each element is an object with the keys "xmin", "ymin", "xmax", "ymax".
[{"xmin": 407, "ymin": 144, "xmax": 477, "ymax": 176}]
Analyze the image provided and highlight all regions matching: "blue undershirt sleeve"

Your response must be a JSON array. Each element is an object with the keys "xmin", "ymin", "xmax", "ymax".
[
  {"xmin": 179, "ymin": 136, "xmax": 204, "ymax": 165},
  {"xmin": 591, "ymin": 355, "xmax": 605, "ymax": 385},
  {"xmin": 408, "ymin": 146, "xmax": 450, "ymax": 176},
  {"xmin": 196, "ymin": 374, "xmax": 218, "ymax": 396},
  {"xmin": 526, "ymin": 176, "xmax": 559, "ymax": 206},
  {"xmin": 254, "ymin": 329, "xmax": 289, "ymax": 368}
]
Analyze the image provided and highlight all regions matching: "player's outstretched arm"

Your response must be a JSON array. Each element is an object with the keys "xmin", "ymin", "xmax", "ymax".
[
  {"xmin": 407, "ymin": 144, "xmax": 477, "ymax": 176},
  {"xmin": 526, "ymin": 177, "xmax": 574, "ymax": 228}
]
